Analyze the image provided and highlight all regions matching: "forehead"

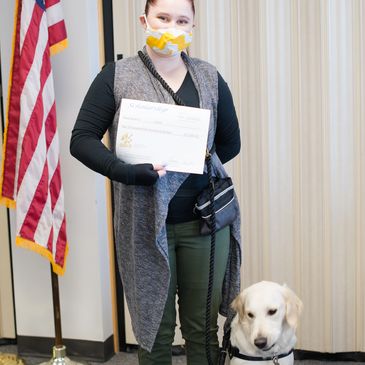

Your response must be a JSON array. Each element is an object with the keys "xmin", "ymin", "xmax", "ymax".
[
  {"xmin": 244, "ymin": 284, "xmax": 285, "ymax": 310},
  {"xmin": 149, "ymin": 0, "xmax": 194, "ymax": 17}
]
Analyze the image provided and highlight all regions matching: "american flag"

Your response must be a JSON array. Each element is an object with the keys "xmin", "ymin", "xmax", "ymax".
[{"xmin": 0, "ymin": 0, "xmax": 68, "ymax": 275}]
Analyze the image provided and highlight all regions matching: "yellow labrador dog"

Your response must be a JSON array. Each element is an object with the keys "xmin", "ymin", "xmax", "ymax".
[{"xmin": 229, "ymin": 281, "xmax": 303, "ymax": 365}]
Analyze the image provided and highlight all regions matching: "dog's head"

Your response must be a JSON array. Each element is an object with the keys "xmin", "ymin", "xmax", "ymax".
[{"xmin": 231, "ymin": 281, "xmax": 303, "ymax": 356}]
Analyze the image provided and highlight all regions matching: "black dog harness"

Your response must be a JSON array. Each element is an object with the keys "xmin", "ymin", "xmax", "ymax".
[{"xmin": 229, "ymin": 347, "xmax": 294, "ymax": 365}]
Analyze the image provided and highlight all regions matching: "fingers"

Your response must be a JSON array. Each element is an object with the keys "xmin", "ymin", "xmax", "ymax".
[
  {"xmin": 153, "ymin": 164, "xmax": 166, "ymax": 171},
  {"xmin": 153, "ymin": 164, "xmax": 167, "ymax": 178},
  {"xmin": 156, "ymin": 170, "xmax": 166, "ymax": 178}
]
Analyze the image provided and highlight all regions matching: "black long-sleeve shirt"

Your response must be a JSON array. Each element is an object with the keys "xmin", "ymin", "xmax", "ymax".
[{"xmin": 70, "ymin": 62, "xmax": 240, "ymax": 223}]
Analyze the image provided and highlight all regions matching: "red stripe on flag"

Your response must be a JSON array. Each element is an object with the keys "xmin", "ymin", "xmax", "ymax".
[
  {"xmin": 48, "ymin": 20, "xmax": 67, "ymax": 48},
  {"xmin": 45, "ymin": 103, "xmax": 57, "ymax": 149},
  {"xmin": 55, "ymin": 216, "xmax": 67, "ymax": 267},
  {"xmin": 45, "ymin": 103, "xmax": 60, "ymax": 210},
  {"xmin": 49, "ymin": 161, "xmax": 61, "ymax": 211},
  {"xmin": 45, "ymin": 0, "xmax": 60, "ymax": 8},
  {"xmin": 47, "ymin": 226, "xmax": 53, "ymax": 254},
  {"xmin": 19, "ymin": 163, "xmax": 49, "ymax": 241},
  {"xmin": 16, "ymin": 48, "xmax": 52, "ymax": 192},
  {"xmin": 18, "ymin": 4, "xmax": 44, "ymax": 94},
  {"xmin": 20, "ymin": 3, "xmax": 44, "ymax": 59}
]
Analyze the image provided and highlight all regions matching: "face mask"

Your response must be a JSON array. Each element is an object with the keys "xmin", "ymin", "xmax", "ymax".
[{"xmin": 144, "ymin": 15, "xmax": 193, "ymax": 56}]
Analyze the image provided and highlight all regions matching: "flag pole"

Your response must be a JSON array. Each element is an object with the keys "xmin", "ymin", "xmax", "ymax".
[
  {"xmin": 38, "ymin": 266, "xmax": 83, "ymax": 365},
  {"xmin": 50, "ymin": 265, "xmax": 62, "ymax": 347}
]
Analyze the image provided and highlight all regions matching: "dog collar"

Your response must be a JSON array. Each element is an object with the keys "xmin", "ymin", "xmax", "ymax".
[{"xmin": 229, "ymin": 347, "xmax": 294, "ymax": 364}]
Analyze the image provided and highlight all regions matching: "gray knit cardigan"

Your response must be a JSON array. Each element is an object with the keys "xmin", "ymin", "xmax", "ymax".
[{"xmin": 108, "ymin": 49, "xmax": 241, "ymax": 351}]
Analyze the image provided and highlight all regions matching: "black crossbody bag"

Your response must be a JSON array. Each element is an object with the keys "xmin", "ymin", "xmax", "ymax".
[{"xmin": 138, "ymin": 51, "xmax": 236, "ymax": 365}]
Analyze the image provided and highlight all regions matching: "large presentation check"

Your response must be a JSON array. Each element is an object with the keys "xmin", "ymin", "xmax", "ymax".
[{"xmin": 116, "ymin": 99, "xmax": 211, "ymax": 174}]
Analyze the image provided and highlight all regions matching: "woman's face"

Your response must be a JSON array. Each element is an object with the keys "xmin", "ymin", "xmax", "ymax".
[{"xmin": 141, "ymin": 0, "xmax": 194, "ymax": 32}]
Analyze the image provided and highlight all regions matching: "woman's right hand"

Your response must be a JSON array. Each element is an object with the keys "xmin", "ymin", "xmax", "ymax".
[{"xmin": 130, "ymin": 163, "xmax": 166, "ymax": 186}]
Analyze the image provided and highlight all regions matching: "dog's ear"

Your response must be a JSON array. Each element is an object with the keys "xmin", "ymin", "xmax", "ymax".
[
  {"xmin": 282, "ymin": 285, "xmax": 303, "ymax": 329},
  {"xmin": 231, "ymin": 291, "xmax": 246, "ymax": 320}
]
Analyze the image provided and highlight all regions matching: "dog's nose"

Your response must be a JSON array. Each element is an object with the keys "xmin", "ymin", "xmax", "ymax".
[{"xmin": 254, "ymin": 337, "xmax": 267, "ymax": 349}]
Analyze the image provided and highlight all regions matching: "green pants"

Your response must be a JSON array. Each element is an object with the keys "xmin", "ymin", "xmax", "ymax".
[{"xmin": 138, "ymin": 220, "xmax": 230, "ymax": 365}]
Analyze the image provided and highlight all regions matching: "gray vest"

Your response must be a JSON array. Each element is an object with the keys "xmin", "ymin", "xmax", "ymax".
[{"xmin": 109, "ymin": 50, "xmax": 241, "ymax": 351}]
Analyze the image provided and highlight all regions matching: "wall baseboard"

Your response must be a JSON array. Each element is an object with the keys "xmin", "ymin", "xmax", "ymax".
[
  {"xmin": 17, "ymin": 335, "xmax": 114, "ymax": 362},
  {"xmin": 0, "ymin": 338, "xmax": 17, "ymax": 346},
  {"xmin": 295, "ymin": 350, "xmax": 365, "ymax": 362},
  {"xmin": 16, "ymin": 339, "xmax": 365, "ymax": 362}
]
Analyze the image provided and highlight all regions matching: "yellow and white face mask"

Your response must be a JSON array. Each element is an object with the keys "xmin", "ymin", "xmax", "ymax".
[{"xmin": 144, "ymin": 15, "xmax": 193, "ymax": 56}]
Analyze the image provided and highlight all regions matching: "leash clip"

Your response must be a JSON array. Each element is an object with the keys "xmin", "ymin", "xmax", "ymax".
[{"xmin": 272, "ymin": 355, "xmax": 280, "ymax": 365}]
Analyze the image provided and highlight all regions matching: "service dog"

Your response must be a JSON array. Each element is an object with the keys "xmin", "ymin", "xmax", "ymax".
[{"xmin": 229, "ymin": 281, "xmax": 303, "ymax": 365}]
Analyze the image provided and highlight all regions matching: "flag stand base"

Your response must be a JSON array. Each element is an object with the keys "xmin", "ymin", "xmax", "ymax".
[
  {"xmin": 38, "ymin": 346, "xmax": 83, "ymax": 365},
  {"xmin": 38, "ymin": 269, "xmax": 84, "ymax": 365},
  {"xmin": 39, "ymin": 269, "xmax": 83, "ymax": 365}
]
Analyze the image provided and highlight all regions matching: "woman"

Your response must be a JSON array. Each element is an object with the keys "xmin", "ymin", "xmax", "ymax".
[{"xmin": 70, "ymin": 0, "xmax": 241, "ymax": 364}]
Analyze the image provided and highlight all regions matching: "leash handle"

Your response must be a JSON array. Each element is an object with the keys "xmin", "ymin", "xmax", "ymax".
[
  {"xmin": 218, "ymin": 350, "xmax": 228, "ymax": 365},
  {"xmin": 138, "ymin": 50, "xmax": 186, "ymax": 106},
  {"xmin": 218, "ymin": 327, "xmax": 231, "ymax": 364}
]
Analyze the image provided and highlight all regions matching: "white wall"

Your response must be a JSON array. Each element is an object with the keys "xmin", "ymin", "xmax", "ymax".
[{"xmin": 0, "ymin": 0, "xmax": 113, "ymax": 342}]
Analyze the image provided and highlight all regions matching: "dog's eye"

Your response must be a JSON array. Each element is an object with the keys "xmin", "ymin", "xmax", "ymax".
[
  {"xmin": 247, "ymin": 312, "xmax": 255, "ymax": 319},
  {"xmin": 268, "ymin": 309, "xmax": 277, "ymax": 316}
]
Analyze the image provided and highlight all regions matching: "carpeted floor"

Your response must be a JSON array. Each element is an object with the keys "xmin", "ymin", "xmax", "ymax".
[
  {"xmin": 0, "ymin": 352, "xmax": 25, "ymax": 365},
  {"xmin": 0, "ymin": 345, "xmax": 362, "ymax": 365}
]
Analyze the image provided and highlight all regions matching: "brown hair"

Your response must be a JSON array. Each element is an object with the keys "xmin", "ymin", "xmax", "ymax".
[{"xmin": 145, "ymin": 0, "xmax": 195, "ymax": 15}]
